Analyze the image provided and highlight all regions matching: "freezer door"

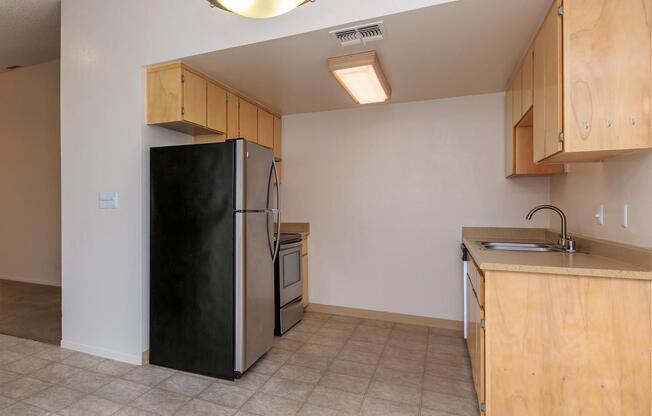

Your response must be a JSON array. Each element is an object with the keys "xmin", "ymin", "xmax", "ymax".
[
  {"xmin": 235, "ymin": 140, "xmax": 275, "ymax": 211},
  {"xmin": 235, "ymin": 211, "xmax": 275, "ymax": 373}
]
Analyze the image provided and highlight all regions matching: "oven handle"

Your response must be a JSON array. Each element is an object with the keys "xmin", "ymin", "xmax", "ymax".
[{"xmin": 272, "ymin": 159, "xmax": 281, "ymax": 263}]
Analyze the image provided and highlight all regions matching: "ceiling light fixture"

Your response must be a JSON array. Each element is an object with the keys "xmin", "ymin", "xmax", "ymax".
[
  {"xmin": 328, "ymin": 51, "xmax": 391, "ymax": 105},
  {"xmin": 206, "ymin": 0, "xmax": 314, "ymax": 19}
]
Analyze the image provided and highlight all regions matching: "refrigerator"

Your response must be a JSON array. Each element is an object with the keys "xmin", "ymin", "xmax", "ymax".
[{"xmin": 149, "ymin": 139, "xmax": 280, "ymax": 380}]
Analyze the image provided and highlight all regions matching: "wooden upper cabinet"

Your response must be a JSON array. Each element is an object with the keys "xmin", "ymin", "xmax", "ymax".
[
  {"xmin": 511, "ymin": 67, "xmax": 523, "ymax": 125},
  {"xmin": 521, "ymin": 48, "xmax": 533, "ymax": 115},
  {"xmin": 561, "ymin": 0, "xmax": 651, "ymax": 159},
  {"xmin": 257, "ymin": 109, "xmax": 274, "ymax": 149},
  {"xmin": 226, "ymin": 92, "xmax": 239, "ymax": 139},
  {"xmin": 239, "ymin": 100, "xmax": 258, "ymax": 142},
  {"xmin": 206, "ymin": 82, "xmax": 227, "ymax": 133},
  {"xmin": 182, "ymin": 69, "xmax": 207, "ymax": 127},
  {"xmin": 273, "ymin": 116, "xmax": 282, "ymax": 160}
]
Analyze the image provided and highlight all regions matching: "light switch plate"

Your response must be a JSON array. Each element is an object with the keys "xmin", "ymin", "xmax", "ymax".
[
  {"xmin": 595, "ymin": 204, "xmax": 604, "ymax": 225},
  {"xmin": 99, "ymin": 192, "xmax": 119, "ymax": 209},
  {"xmin": 622, "ymin": 204, "xmax": 629, "ymax": 228}
]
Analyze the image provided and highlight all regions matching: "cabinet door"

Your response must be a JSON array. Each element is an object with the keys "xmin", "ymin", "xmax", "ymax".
[
  {"xmin": 542, "ymin": 1, "xmax": 563, "ymax": 159},
  {"xmin": 257, "ymin": 109, "xmax": 274, "ymax": 149},
  {"xmin": 466, "ymin": 275, "xmax": 485, "ymax": 411},
  {"xmin": 505, "ymin": 84, "xmax": 515, "ymax": 177},
  {"xmin": 521, "ymin": 48, "xmax": 533, "ymax": 115},
  {"xmin": 273, "ymin": 116, "xmax": 282, "ymax": 160},
  {"xmin": 563, "ymin": 0, "xmax": 651, "ymax": 154},
  {"xmin": 182, "ymin": 69, "xmax": 207, "ymax": 127},
  {"xmin": 226, "ymin": 92, "xmax": 239, "ymax": 139},
  {"xmin": 512, "ymin": 68, "xmax": 523, "ymax": 125},
  {"xmin": 533, "ymin": 28, "xmax": 546, "ymax": 162},
  {"xmin": 147, "ymin": 66, "xmax": 183, "ymax": 124},
  {"xmin": 239, "ymin": 100, "xmax": 258, "ymax": 142},
  {"xmin": 207, "ymin": 82, "xmax": 227, "ymax": 133}
]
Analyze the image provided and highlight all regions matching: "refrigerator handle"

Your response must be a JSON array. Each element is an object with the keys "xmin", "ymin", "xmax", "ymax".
[{"xmin": 271, "ymin": 159, "xmax": 281, "ymax": 262}]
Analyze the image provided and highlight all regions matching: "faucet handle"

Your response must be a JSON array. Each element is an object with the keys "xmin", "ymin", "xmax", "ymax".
[{"xmin": 566, "ymin": 237, "xmax": 577, "ymax": 253}]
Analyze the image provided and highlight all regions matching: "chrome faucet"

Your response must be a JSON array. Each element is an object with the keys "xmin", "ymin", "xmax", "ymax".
[{"xmin": 526, "ymin": 205, "xmax": 576, "ymax": 252}]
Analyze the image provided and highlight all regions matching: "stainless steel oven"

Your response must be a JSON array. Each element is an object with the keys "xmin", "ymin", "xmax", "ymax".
[{"xmin": 275, "ymin": 234, "xmax": 303, "ymax": 335}]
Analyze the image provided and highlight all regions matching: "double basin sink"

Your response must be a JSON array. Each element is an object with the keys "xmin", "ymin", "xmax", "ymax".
[{"xmin": 481, "ymin": 241, "xmax": 565, "ymax": 253}]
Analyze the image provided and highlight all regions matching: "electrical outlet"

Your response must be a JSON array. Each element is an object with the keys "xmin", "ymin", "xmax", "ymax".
[{"xmin": 594, "ymin": 204, "xmax": 604, "ymax": 225}]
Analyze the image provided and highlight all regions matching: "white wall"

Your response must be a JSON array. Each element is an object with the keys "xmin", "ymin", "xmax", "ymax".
[
  {"xmin": 60, "ymin": 0, "xmax": 459, "ymax": 363},
  {"xmin": 0, "ymin": 60, "xmax": 61, "ymax": 287},
  {"xmin": 282, "ymin": 93, "xmax": 550, "ymax": 321},
  {"xmin": 550, "ymin": 151, "xmax": 652, "ymax": 248}
]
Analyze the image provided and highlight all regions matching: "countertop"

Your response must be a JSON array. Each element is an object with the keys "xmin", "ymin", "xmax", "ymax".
[{"xmin": 463, "ymin": 227, "xmax": 652, "ymax": 280}]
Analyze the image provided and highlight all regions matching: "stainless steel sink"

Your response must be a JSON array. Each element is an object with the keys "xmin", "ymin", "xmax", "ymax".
[{"xmin": 481, "ymin": 242, "xmax": 565, "ymax": 252}]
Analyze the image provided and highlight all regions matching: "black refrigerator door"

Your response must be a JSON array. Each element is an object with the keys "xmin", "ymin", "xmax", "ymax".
[{"xmin": 150, "ymin": 142, "xmax": 236, "ymax": 380}]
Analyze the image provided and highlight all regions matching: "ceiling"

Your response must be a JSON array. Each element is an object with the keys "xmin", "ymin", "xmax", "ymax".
[
  {"xmin": 185, "ymin": 0, "xmax": 551, "ymax": 115},
  {"xmin": 0, "ymin": 0, "xmax": 61, "ymax": 72}
]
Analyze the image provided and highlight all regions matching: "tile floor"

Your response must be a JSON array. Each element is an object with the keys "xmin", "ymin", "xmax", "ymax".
[
  {"xmin": 0, "ymin": 312, "xmax": 479, "ymax": 415},
  {"xmin": 0, "ymin": 279, "xmax": 61, "ymax": 345}
]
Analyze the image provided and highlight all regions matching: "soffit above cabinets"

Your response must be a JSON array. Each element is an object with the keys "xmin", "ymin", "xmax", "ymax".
[{"xmin": 183, "ymin": 0, "xmax": 550, "ymax": 115}]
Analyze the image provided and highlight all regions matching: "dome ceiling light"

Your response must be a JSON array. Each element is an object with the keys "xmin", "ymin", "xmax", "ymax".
[{"xmin": 206, "ymin": 0, "xmax": 315, "ymax": 19}]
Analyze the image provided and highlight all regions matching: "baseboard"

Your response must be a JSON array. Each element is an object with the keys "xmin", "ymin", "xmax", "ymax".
[
  {"xmin": 306, "ymin": 303, "xmax": 463, "ymax": 331},
  {"xmin": 142, "ymin": 350, "xmax": 150, "ymax": 365},
  {"xmin": 0, "ymin": 275, "xmax": 61, "ymax": 287},
  {"xmin": 61, "ymin": 340, "xmax": 142, "ymax": 365}
]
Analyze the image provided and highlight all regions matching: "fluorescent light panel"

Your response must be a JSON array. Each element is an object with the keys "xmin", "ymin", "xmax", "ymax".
[{"xmin": 328, "ymin": 52, "xmax": 391, "ymax": 105}]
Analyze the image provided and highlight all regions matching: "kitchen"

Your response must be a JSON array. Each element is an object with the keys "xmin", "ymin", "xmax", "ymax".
[{"xmin": 1, "ymin": 0, "xmax": 652, "ymax": 415}]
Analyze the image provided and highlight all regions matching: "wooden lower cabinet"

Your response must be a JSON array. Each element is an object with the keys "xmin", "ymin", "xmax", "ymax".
[
  {"xmin": 469, "ymin": 261, "xmax": 652, "ymax": 415},
  {"xmin": 302, "ymin": 254, "xmax": 308, "ymax": 307}
]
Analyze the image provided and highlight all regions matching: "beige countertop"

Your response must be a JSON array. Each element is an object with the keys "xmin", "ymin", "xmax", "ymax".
[{"xmin": 463, "ymin": 227, "xmax": 652, "ymax": 280}]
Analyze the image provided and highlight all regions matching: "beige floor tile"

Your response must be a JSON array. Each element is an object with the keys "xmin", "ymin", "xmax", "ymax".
[
  {"xmin": 297, "ymin": 404, "xmax": 350, "ymax": 416},
  {"xmin": 215, "ymin": 372, "xmax": 270, "ymax": 392},
  {"xmin": 336, "ymin": 348, "xmax": 380, "ymax": 366},
  {"xmin": 360, "ymin": 319, "xmax": 394, "ymax": 329},
  {"xmin": 291, "ymin": 320, "xmax": 324, "ymax": 335},
  {"xmin": 175, "ymin": 398, "xmax": 236, "ymax": 416},
  {"xmin": 287, "ymin": 352, "xmax": 332, "ymax": 371},
  {"xmin": 34, "ymin": 347, "xmax": 75, "ymax": 363},
  {"xmin": 272, "ymin": 338, "xmax": 304, "ymax": 352},
  {"xmin": 264, "ymin": 348, "xmax": 294, "ymax": 364},
  {"xmin": 367, "ymin": 380, "xmax": 421, "ymax": 405},
  {"xmin": 94, "ymin": 379, "xmax": 150, "ymax": 404},
  {"xmin": 200, "ymin": 382, "xmax": 255, "ymax": 408},
  {"xmin": 428, "ymin": 335, "xmax": 466, "ymax": 348},
  {"xmin": 157, "ymin": 373, "xmax": 211, "ymax": 397},
  {"xmin": 3, "ymin": 357, "xmax": 52, "ymax": 375},
  {"xmin": 373, "ymin": 366, "xmax": 423, "ymax": 387},
  {"xmin": 423, "ymin": 374, "xmax": 475, "ymax": 400},
  {"xmin": 429, "ymin": 327, "xmax": 463, "ymax": 338},
  {"xmin": 131, "ymin": 388, "xmax": 189, "ymax": 416},
  {"xmin": 59, "ymin": 395, "xmax": 122, "ymax": 416},
  {"xmin": 24, "ymin": 385, "xmax": 86, "ymax": 412},
  {"xmin": 329, "ymin": 316, "xmax": 361, "ymax": 325},
  {"xmin": 328, "ymin": 359, "xmax": 376, "ymax": 379},
  {"xmin": 322, "ymin": 322, "xmax": 357, "ymax": 333},
  {"xmin": 350, "ymin": 327, "xmax": 390, "ymax": 344},
  {"xmin": 344, "ymin": 340, "xmax": 384, "ymax": 355},
  {"xmin": 5, "ymin": 341, "xmax": 52, "ymax": 356},
  {"xmin": 123, "ymin": 366, "xmax": 173, "ymax": 387},
  {"xmin": 91, "ymin": 360, "xmax": 136, "ymax": 377},
  {"xmin": 0, "ymin": 351, "xmax": 25, "ymax": 366},
  {"xmin": 0, "ymin": 370, "xmax": 20, "ymax": 385},
  {"xmin": 275, "ymin": 364, "xmax": 323, "ymax": 384},
  {"xmin": 378, "ymin": 355, "xmax": 425, "ymax": 372},
  {"xmin": 282, "ymin": 331, "xmax": 313, "ymax": 343},
  {"xmin": 0, "ymin": 396, "xmax": 15, "ymax": 409},
  {"xmin": 425, "ymin": 361, "xmax": 472, "ymax": 382},
  {"xmin": 428, "ymin": 342, "xmax": 468, "ymax": 357},
  {"xmin": 61, "ymin": 369, "xmax": 114, "ymax": 393},
  {"xmin": 61, "ymin": 352, "xmax": 105, "ymax": 370},
  {"xmin": 0, "ymin": 336, "xmax": 24, "ymax": 349},
  {"xmin": 386, "ymin": 338, "xmax": 428, "ymax": 353},
  {"xmin": 381, "ymin": 346, "xmax": 426, "ymax": 363},
  {"xmin": 421, "ymin": 390, "xmax": 479, "ymax": 416},
  {"xmin": 260, "ymin": 376, "xmax": 314, "ymax": 402},
  {"xmin": 113, "ymin": 407, "xmax": 159, "ymax": 416},
  {"xmin": 0, "ymin": 377, "xmax": 50, "ymax": 400},
  {"xmin": 297, "ymin": 343, "xmax": 340, "ymax": 358},
  {"xmin": 360, "ymin": 396, "xmax": 419, "ymax": 416},
  {"xmin": 240, "ymin": 392, "xmax": 302, "ymax": 416},
  {"xmin": 306, "ymin": 386, "xmax": 363, "ymax": 415},
  {"xmin": 313, "ymin": 327, "xmax": 353, "ymax": 340},
  {"xmin": 318, "ymin": 372, "xmax": 369, "ymax": 394},
  {"xmin": 248, "ymin": 357, "xmax": 284, "ymax": 376},
  {"xmin": 30, "ymin": 363, "xmax": 80, "ymax": 384},
  {"xmin": 302, "ymin": 312, "xmax": 331, "ymax": 321},
  {"xmin": 306, "ymin": 335, "xmax": 347, "ymax": 349},
  {"xmin": 0, "ymin": 402, "xmax": 49, "ymax": 416},
  {"xmin": 393, "ymin": 324, "xmax": 428, "ymax": 334}
]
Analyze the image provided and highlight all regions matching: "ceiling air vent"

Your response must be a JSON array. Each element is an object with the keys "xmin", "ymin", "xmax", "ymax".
[{"xmin": 330, "ymin": 22, "xmax": 385, "ymax": 47}]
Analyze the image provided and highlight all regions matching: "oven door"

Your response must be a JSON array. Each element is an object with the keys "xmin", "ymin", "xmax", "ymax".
[{"xmin": 279, "ymin": 241, "xmax": 303, "ymax": 307}]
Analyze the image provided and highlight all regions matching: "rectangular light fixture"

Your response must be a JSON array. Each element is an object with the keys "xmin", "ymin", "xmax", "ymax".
[{"xmin": 328, "ymin": 51, "xmax": 391, "ymax": 104}]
